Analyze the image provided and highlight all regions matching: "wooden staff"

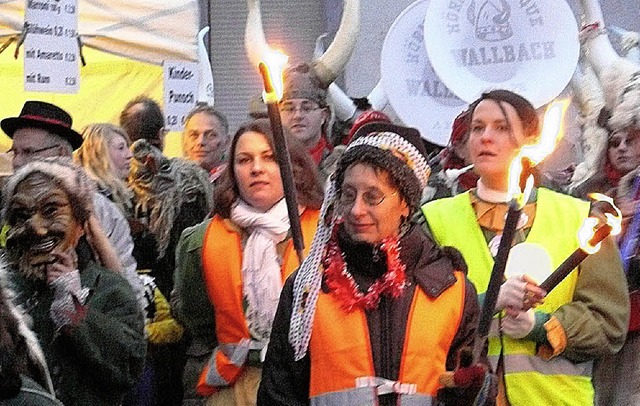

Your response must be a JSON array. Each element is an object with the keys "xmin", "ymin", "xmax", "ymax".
[
  {"xmin": 472, "ymin": 198, "xmax": 522, "ymax": 363},
  {"xmin": 259, "ymin": 61, "xmax": 305, "ymax": 263}
]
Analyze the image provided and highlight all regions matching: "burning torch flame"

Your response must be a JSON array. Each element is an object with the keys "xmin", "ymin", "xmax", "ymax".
[
  {"xmin": 508, "ymin": 99, "xmax": 570, "ymax": 204},
  {"xmin": 577, "ymin": 194, "xmax": 622, "ymax": 254},
  {"xmin": 578, "ymin": 218, "xmax": 605, "ymax": 254},
  {"xmin": 259, "ymin": 50, "xmax": 289, "ymax": 104},
  {"xmin": 589, "ymin": 193, "xmax": 623, "ymax": 236}
]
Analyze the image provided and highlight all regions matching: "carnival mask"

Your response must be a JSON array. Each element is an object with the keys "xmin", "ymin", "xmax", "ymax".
[
  {"xmin": 5, "ymin": 173, "xmax": 83, "ymax": 281},
  {"xmin": 129, "ymin": 139, "xmax": 175, "ymax": 197}
]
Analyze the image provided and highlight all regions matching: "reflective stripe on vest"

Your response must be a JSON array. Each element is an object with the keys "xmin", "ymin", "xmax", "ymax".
[
  {"xmin": 423, "ymin": 188, "xmax": 594, "ymax": 405},
  {"xmin": 204, "ymin": 339, "xmax": 266, "ymax": 387},
  {"xmin": 488, "ymin": 354, "xmax": 593, "ymax": 376},
  {"xmin": 309, "ymin": 270, "xmax": 466, "ymax": 402},
  {"xmin": 196, "ymin": 210, "xmax": 320, "ymax": 396},
  {"xmin": 310, "ymin": 387, "xmax": 434, "ymax": 406}
]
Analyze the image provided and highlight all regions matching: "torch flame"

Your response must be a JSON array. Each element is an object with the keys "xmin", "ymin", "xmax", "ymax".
[
  {"xmin": 576, "ymin": 194, "xmax": 622, "ymax": 254},
  {"xmin": 260, "ymin": 49, "xmax": 289, "ymax": 103},
  {"xmin": 508, "ymin": 99, "xmax": 570, "ymax": 205},
  {"xmin": 577, "ymin": 218, "xmax": 602, "ymax": 254},
  {"xmin": 588, "ymin": 193, "xmax": 623, "ymax": 235}
]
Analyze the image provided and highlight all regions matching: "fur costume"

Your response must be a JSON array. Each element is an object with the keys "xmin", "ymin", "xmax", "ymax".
[
  {"xmin": 128, "ymin": 139, "xmax": 213, "ymax": 259},
  {"xmin": 569, "ymin": 20, "xmax": 640, "ymax": 193},
  {"xmin": 601, "ymin": 58, "xmax": 640, "ymax": 132},
  {"xmin": 0, "ymin": 259, "xmax": 54, "ymax": 397},
  {"xmin": 567, "ymin": 53, "xmax": 610, "ymax": 193}
]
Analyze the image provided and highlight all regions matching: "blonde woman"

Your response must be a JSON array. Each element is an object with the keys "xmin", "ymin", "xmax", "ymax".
[
  {"xmin": 76, "ymin": 124, "xmax": 184, "ymax": 405},
  {"xmin": 74, "ymin": 123, "xmax": 133, "ymax": 216}
]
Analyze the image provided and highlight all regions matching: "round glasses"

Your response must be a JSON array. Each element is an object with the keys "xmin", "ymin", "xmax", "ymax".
[
  {"xmin": 338, "ymin": 188, "xmax": 399, "ymax": 207},
  {"xmin": 279, "ymin": 101, "xmax": 322, "ymax": 115}
]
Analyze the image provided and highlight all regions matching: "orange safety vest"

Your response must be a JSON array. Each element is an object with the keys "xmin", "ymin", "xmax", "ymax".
[
  {"xmin": 308, "ymin": 271, "xmax": 466, "ymax": 404},
  {"xmin": 196, "ymin": 209, "xmax": 320, "ymax": 396}
]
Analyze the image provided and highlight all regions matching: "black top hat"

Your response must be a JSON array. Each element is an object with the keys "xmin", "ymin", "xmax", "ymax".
[{"xmin": 1, "ymin": 101, "xmax": 83, "ymax": 150}]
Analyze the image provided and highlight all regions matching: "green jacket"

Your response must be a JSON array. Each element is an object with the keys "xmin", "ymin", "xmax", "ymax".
[
  {"xmin": 172, "ymin": 219, "xmax": 216, "ymax": 403},
  {"xmin": 11, "ymin": 260, "xmax": 146, "ymax": 406}
]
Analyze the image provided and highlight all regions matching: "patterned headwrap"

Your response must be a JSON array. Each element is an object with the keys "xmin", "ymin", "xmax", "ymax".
[{"xmin": 288, "ymin": 122, "xmax": 430, "ymax": 360}]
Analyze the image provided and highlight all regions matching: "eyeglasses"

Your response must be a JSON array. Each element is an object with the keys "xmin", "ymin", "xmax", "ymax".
[
  {"xmin": 338, "ymin": 188, "xmax": 399, "ymax": 207},
  {"xmin": 279, "ymin": 102, "xmax": 322, "ymax": 115},
  {"xmin": 8, "ymin": 144, "xmax": 60, "ymax": 158}
]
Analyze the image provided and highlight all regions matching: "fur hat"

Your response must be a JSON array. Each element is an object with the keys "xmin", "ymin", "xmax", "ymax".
[
  {"xmin": 281, "ymin": 63, "xmax": 328, "ymax": 107},
  {"xmin": 2, "ymin": 157, "xmax": 95, "ymax": 224},
  {"xmin": 1, "ymin": 101, "xmax": 83, "ymax": 150},
  {"xmin": 600, "ymin": 59, "xmax": 640, "ymax": 132}
]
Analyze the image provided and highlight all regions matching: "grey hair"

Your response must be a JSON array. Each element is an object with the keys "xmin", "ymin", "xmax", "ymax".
[
  {"xmin": 45, "ymin": 131, "xmax": 74, "ymax": 156},
  {"xmin": 184, "ymin": 103, "xmax": 229, "ymax": 135}
]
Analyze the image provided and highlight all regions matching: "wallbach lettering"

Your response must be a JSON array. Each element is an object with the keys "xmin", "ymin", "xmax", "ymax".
[
  {"xmin": 452, "ymin": 41, "xmax": 555, "ymax": 67},
  {"xmin": 441, "ymin": 0, "xmax": 552, "ymax": 67}
]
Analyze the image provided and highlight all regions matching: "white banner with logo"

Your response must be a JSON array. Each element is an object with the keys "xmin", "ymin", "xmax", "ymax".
[
  {"xmin": 381, "ymin": 0, "xmax": 467, "ymax": 146},
  {"xmin": 24, "ymin": 0, "xmax": 79, "ymax": 93},
  {"xmin": 423, "ymin": 0, "xmax": 579, "ymax": 108},
  {"xmin": 163, "ymin": 61, "xmax": 199, "ymax": 132}
]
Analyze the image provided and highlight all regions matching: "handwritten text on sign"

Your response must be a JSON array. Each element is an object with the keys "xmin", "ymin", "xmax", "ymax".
[
  {"xmin": 24, "ymin": 0, "xmax": 79, "ymax": 93},
  {"xmin": 163, "ymin": 61, "xmax": 199, "ymax": 132}
]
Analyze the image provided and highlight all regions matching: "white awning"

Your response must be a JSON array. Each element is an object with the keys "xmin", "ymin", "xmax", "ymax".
[{"xmin": 0, "ymin": 0, "xmax": 199, "ymax": 64}]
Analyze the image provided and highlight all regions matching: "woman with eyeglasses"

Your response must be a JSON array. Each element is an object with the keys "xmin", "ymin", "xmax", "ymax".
[
  {"xmin": 173, "ymin": 118, "xmax": 324, "ymax": 405},
  {"xmin": 421, "ymin": 90, "xmax": 629, "ymax": 406},
  {"xmin": 258, "ymin": 122, "xmax": 488, "ymax": 405}
]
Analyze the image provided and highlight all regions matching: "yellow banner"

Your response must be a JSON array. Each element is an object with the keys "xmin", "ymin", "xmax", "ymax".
[{"xmin": 0, "ymin": 46, "xmax": 183, "ymax": 158}]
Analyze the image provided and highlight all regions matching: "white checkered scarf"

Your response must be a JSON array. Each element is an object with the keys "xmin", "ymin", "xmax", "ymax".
[{"xmin": 289, "ymin": 131, "xmax": 429, "ymax": 360}]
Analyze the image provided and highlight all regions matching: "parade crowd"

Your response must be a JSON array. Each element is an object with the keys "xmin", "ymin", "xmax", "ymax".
[{"xmin": 1, "ymin": 38, "xmax": 640, "ymax": 406}]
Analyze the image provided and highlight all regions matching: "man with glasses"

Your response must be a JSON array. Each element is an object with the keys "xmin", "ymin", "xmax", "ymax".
[
  {"xmin": 1, "ymin": 100, "xmax": 145, "ymax": 312},
  {"xmin": 280, "ymin": 63, "xmax": 340, "ymax": 178}
]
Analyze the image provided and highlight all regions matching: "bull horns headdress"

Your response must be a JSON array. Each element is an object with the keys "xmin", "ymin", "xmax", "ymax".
[
  {"xmin": 313, "ymin": 34, "xmax": 389, "ymax": 122},
  {"xmin": 244, "ymin": 0, "xmax": 360, "ymax": 89}
]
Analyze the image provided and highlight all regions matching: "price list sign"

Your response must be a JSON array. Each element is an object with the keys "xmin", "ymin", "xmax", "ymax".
[
  {"xmin": 24, "ymin": 0, "xmax": 79, "ymax": 93},
  {"xmin": 163, "ymin": 61, "xmax": 199, "ymax": 132}
]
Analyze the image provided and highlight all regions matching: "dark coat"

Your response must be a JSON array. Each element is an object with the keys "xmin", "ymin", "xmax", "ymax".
[
  {"xmin": 10, "ymin": 244, "xmax": 146, "ymax": 406},
  {"xmin": 257, "ymin": 225, "xmax": 482, "ymax": 406}
]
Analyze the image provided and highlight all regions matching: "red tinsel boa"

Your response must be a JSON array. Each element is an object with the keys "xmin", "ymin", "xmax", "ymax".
[{"xmin": 323, "ymin": 223, "xmax": 407, "ymax": 312}]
